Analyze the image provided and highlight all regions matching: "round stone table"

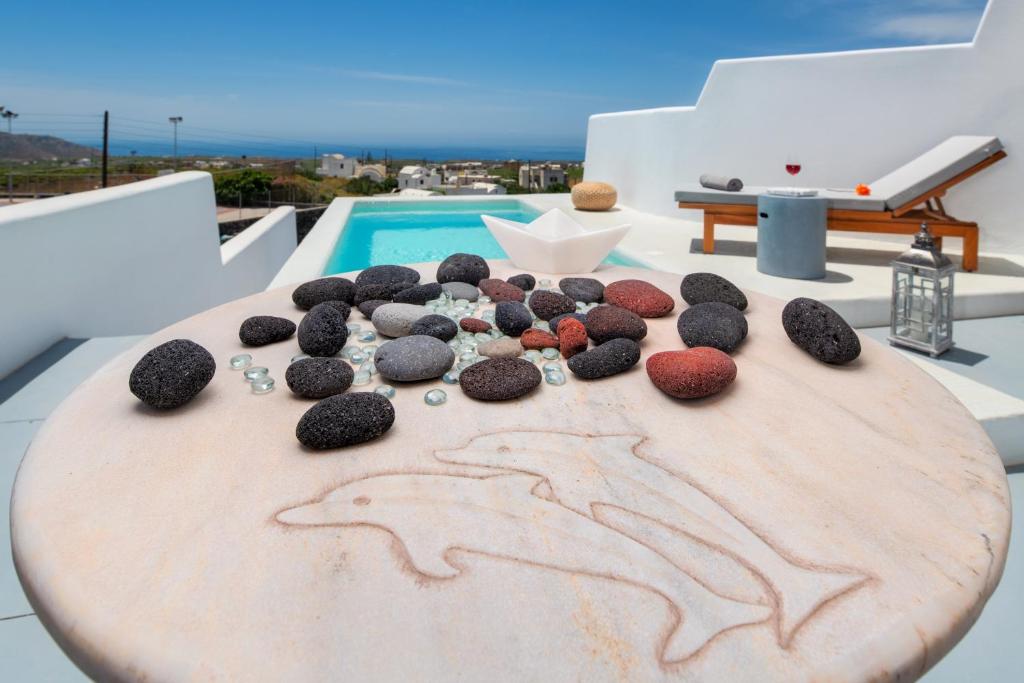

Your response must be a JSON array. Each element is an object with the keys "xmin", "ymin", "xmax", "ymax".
[{"xmin": 11, "ymin": 262, "xmax": 1009, "ymax": 682}]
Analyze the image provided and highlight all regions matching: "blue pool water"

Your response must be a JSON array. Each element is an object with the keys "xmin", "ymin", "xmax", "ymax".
[{"xmin": 323, "ymin": 200, "xmax": 643, "ymax": 274}]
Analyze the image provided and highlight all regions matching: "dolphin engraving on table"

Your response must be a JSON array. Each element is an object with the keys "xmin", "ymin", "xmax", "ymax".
[
  {"xmin": 277, "ymin": 472, "xmax": 772, "ymax": 663},
  {"xmin": 434, "ymin": 431, "xmax": 868, "ymax": 646}
]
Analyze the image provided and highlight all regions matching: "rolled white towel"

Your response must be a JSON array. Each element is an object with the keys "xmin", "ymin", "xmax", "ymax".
[{"xmin": 699, "ymin": 174, "xmax": 744, "ymax": 192}]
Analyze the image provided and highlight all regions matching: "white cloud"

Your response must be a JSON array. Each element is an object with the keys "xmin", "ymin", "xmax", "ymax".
[
  {"xmin": 330, "ymin": 68, "xmax": 470, "ymax": 87},
  {"xmin": 870, "ymin": 10, "xmax": 982, "ymax": 42}
]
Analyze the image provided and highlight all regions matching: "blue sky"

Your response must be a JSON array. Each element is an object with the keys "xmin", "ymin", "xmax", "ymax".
[{"xmin": 0, "ymin": 0, "xmax": 988, "ymax": 152}]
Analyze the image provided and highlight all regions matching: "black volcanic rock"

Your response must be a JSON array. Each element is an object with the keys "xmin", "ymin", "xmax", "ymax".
[
  {"xmin": 494, "ymin": 301, "xmax": 533, "ymax": 337},
  {"xmin": 239, "ymin": 316, "xmax": 296, "ymax": 346},
  {"xmin": 298, "ymin": 303, "xmax": 349, "ymax": 356},
  {"xmin": 354, "ymin": 281, "xmax": 416, "ymax": 306},
  {"xmin": 357, "ymin": 299, "xmax": 389, "ymax": 319},
  {"xmin": 559, "ymin": 277, "xmax": 604, "ymax": 304},
  {"xmin": 320, "ymin": 300, "xmax": 351, "ymax": 321},
  {"xmin": 393, "ymin": 282, "xmax": 443, "ymax": 305},
  {"xmin": 286, "ymin": 358, "xmax": 354, "ymax": 399},
  {"xmin": 676, "ymin": 302, "xmax": 748, "ymax": 353},
  {"xmin": 506, "ymin": 273, "xmax": 536, "ymax": 291},
  {"xmin": 292, "ymin": 277, "xmax": 356, "ymax": 309},
  {"xmin": 354, "ymin": 264, "xmax": 421, "ymax": 288},
  {"xmin": 584, "ymin": 305, "xmax": 647, "ymax": 344},
  {"xmin": 528, "ymin": 290, "xmax": 576, "ymax": 321},
  {"xmin": 782, "ymin": 297, "xmax": 861, "ymax": 364},
  {"xmin": 436, "ymin": 253, "xmax": 490, "ymax": 285},
  {"xmin": 680, "ymin": 273, "xmax": 748, "ymax": 311},
  {"xmin": 567, "ymin": 338, "xmax": 641, "ymax": 379},
  {"xmin": 409, "ymin": 314, "xmax": 459, "ymax": 341},
  {"xmin": 129, "ymin": 339, "xmax": 216, "ymax": 409},
  {"xmin": 296, "ymin": 392, "xmax": 395, "ymax": 449},
  {"xmin": 459, "ymin": 358, "xmax": 542, "ymax": 401}
]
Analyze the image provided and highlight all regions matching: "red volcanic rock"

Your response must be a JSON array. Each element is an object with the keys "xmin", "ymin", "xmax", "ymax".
[
  {"xmin": 646, "ymin": 348, "xmax": 736, "ymax": 399},
  {"xmin": 604, "ymin": 279, "xmax": 675, "ymax": 318},
  {"xmin": 478, "ymin": 278, "xmax": 526, "ymax": 302},
  {"xmin": 556, "ymin": 318, "xmax": 588, "ymax": 358},
  {"xmin": 459, "ymin": 318, "xmax": 492, "ymax": 333},
  {"xmin": 520, "ymin": 328, "xmax": 560, "ymax": 351}
]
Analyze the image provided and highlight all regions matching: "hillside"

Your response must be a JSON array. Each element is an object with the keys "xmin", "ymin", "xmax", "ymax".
[{"xmin": 0, "ymin": 132, "xmax": 99, "ymax": 160}]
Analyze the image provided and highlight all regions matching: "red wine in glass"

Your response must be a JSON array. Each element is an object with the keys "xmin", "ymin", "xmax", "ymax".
[{"xmin": 786, "ymin": 161, "xmax": 802, "ymax": 176}]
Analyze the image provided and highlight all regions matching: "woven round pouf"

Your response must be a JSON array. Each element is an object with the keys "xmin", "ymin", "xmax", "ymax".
[{"xmin": 571, "ymin": 181, "xmax": 617, "ymax": 211}]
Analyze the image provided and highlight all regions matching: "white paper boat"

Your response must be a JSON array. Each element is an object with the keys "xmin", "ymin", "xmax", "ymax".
[{"xmin": 482, "ymin": 209, "xmax": 631, "ymax": 273}]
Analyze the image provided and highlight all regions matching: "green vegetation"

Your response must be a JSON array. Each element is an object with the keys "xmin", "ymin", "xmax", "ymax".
[
  {"xmin": 545, "ymin": 182, "xmax": 570, "ymax": 193},
  {"xmin": 213, "ymin": 169, "xmax": 274, "ymax": 203}
]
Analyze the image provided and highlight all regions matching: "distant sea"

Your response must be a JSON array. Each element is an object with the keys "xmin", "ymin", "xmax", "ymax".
[{"xmin": 94, "ymin": 139, "xmax": 586, "ymax": 162}]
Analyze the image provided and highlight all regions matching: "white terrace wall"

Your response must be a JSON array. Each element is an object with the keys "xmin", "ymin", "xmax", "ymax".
[
  {"xmin": 0, "ymin": 172, "xmax": 297, "ymax": 378},
  {"xmin": 584, "ymin": 0, "xmax": 1023, "ymax": 255}
]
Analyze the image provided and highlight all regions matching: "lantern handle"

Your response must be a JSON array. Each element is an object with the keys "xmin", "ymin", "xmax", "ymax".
[{"xmin": 913, "ymin": 222, "xmax": 936, "ymax": 249}]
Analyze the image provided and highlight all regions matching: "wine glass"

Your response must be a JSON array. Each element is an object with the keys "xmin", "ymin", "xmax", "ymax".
[{"xmin": 785, "ymin": 154, "xmax": 801, "ymax": 191}]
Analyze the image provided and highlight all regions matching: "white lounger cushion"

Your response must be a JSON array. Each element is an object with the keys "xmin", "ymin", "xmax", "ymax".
[
  {"xmin": 674, "ymin": 135, "xmax": 1002, "ymax": 212},
  {"xmin": 869, "ymin": 135, "xmax": 1002, "ymax": 210}
]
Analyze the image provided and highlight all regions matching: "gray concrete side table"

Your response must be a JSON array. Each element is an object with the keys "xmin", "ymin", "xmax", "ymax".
[{"xmin": 756, "ymin": 193, "xmax": 828, "ymax": 279}]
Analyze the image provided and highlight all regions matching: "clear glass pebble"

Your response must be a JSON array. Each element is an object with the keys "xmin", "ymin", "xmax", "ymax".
[
  {"xmin": 474, "ymin": 332, "xmax": 491, "ymax": 342},
  {"xmin": 456, "ymin": 359, "xmax": 476, "ymax": 371},
  {"xmin": 350, "ymin": 352, "xmax": 367, "ymax": 364},
  {"xmin": 442, "ymin": 370, "xmax": 461, "ymax": 384},
  {"xmin": 243, "ymin": 366, "xmax": 269, "ymax": 382},
  {"xmin": 360, "ymin": 360, "xmax": 376, "ymax": 375},
  {"xmin": 455, "ymin": 298, "xmax": 470, "ymax": 307},
  {"xmin": 539, "ymin": 278, "xmax": 553, "ymax": 288},
  {"xmin": 290, "ymin": 354, "xmax": 309, "ymax": 364},
  {"xmin": 374, "ymin": 384, "xmax": 396, "ymax": 399},
  {"xmin": 357, "ymin": 330, "xmax": 377, "ymax": 343},
  {"xmin": 424, "ymin": 389, "xmax": 447, "ymax": 406},
  {"xmin": 251, "ymin": 376, "xmax": 275, "ymax": 393},
  {"xmin": 524, "ymin": 350, "xmax": 542, "ymax": 362},
  {"xmin": 541, "ymin": 347, "xmax": 560, "ymax": 360},
  {"xmin": 545, "ymin": 370, "xmax": 567, "ymax": 386},
  {"xmin": 477, "ymin": 295, "xmax": 492, "ymax": 304},
  {"xmin": 576, "ymin": 301, "xmax": 587, "ymax": 311},
  {"xmin": 340, "ymin": 345, "xmax": 360, "ymax": 359},
  {"xmin": 489, "ymin": 328, "xmax": 503, "ymax": 338},
  {"xmin": 459, "ymin": 350, "xmax": 478, "ymax": 361},
  {"xmin": 361, "ymin": 344, "xmax": 378, "ymax": 355},
  {"xmin": 352, "ymin": 370, "xmax": 371, "ymax": 386},
  {"xmin": 229, "ymin": 354, "xmax": 252, "ymax": 370},
  {"xmin": 542, "ymin": 361, "xmax": 563, "ymax": 373},
  {"xmin": 533, "ymin": 320, "xmax": 550, "ymax": 331},
  {"xmin": 346, "ymin": 323, "xmax": 361, "ymax": 333}
]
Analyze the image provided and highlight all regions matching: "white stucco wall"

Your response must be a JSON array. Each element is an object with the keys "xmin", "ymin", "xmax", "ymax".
[
  {"xmin": 584, "ymin": 0, "xmax": 1022, "ymax": 254},
  {"xmin": 0, "ymin": 172, "xmax": 297, "ymax": 378}
]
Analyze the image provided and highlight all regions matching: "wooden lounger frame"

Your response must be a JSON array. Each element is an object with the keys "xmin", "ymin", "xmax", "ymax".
[{"xmin": 678, "ymin": 150, "xmax": 1006, "ymax": 272}]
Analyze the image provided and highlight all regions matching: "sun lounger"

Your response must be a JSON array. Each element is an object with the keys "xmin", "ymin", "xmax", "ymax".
[{"xmin": 675, "ymin": 136, "xmax": 1006, "ymax": 271}]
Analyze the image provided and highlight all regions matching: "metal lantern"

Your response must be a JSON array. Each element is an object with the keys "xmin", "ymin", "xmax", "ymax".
[{"xmin": 889, "ymin": 223, "xmax": 956, "ymax": 356}]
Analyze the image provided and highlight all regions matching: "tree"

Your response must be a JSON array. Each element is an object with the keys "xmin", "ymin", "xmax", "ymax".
[
  {"xmin": 214, "ymin": 169, "xmax": 273, "ymax": 204},
  {"xmin": 545, "ymin": 182, "xmax": 570, "ymax": 193}
]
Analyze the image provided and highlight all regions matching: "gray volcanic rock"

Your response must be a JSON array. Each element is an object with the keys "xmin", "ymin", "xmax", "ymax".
[
  {"xmin": 436, "ymin": 253, "xmax": 490, "ymax": 285},
  {"xmin": 548, "ymin": 312, "xmax": 588, "ymax": 335},
  {"xmin": 285, "ymin": 357, "xmax": 354, "ymax": 399},
  {"xmin": 506, "ymin": 273, "xmax": 536, "ymax": 291},
  {"xmin": 441, "ymin": 282, "xmax": 480, "ymax": 302},
  {"xmin": 393, "ymin": 282, "xmax": 443, "ymax": 305},
  {"xmin": 409, "ymin": 314, "xmax": 459, "ymax": 341},
  {"xmin": 782, "ymin": 297, "xmax": 861, "ymax": 364},
  {"xmin": 371, "ymin": 303, "xmax": 432, "ymax": 337},
  {"xmin": 559, "ymin": 277, "xmax": 604, "ymax": 304},
  {"xmin": 354, "ymin": 281, "xmax": 416, "ymax": 306},
  {"xmin": 677, "ymin": 302, "xmax": 748, "ymax": 353},
  {"xmin": 354, "ymin": 264, "xmax": 421, "ymax": 288},
  {"xmin": 357, "ymin": 299, "xmax": 389, "ymax": 319},
  {"xmin": 528, "ymin": 290, "xmax": 576, "ymax": 321},
  {"xmin": 298, "ymin": 303, "xmax": 349, "ymax": 356},
  {"xmin": 567, "ymin": 338, "xmax": 641, "ymax": 379},
  {"xmin": 238, "ymin": 316, "xmax": 296, "ymax": 346},
  {"xmin": 585, "ymin": 305, "xmax": 648, "ymax": 344},
  {"xmin": 374, "ymin": 335, "xmax": 455, "ymax": 381},
  {"xmin": 495, "ymin": 301, "xmax": 533, "ymax": 337},
  {"xmin": 296, "ymin": 392, "xmax": 395, "ymax": 449},
  {"xmin": 459, "ymin": 357, "xmax": 542, "ymax": 401},
  {"xmin": 680, "ymin": 273, "xmax": 748, "ymax": 311},
  {"xmin": 477, "ymin": 337, "xmax": 522, "ymax": 359},
  {"xmin": 129, "ymin": 339, "xmax": 216, "ymax": 409},
  {"xmin": 292, "ymin": 277, "xmax": 356, "ymax": 309}
]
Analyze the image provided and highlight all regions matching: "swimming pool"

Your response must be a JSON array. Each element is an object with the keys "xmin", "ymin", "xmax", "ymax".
[{"xmin": 322, "ymin": 200, "xmax": 643, "ymax": 274}]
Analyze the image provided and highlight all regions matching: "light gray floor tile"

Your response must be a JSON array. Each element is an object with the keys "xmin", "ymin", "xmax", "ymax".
[
  {"xmin": 1, "ymin": 420, "xmax": 40, "ymax": 617},
  {"xmin": 0, "ymin": 336, "xmax": 144, "ymax": 423},
  {"xmin": 924, "ymin": 471, "xmax": 1024, "ymax": 681},
  {"xmin": 0, "ymin": 616, "xmax": 88, "ymax": 682}
]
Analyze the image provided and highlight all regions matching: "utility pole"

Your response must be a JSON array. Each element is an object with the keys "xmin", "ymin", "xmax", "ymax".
[
  {"xmin": 313, "ymin": 145, "xmax": 317, "ymax": 174},
  {"xmin": 168, "ymin": 116, "xmax": 183, "ymax": 170},
  {"xmin": 3, "ymin": 108, "xmax": 18, "ymax": 203},
  {"xmin": 101, "ymin": 110, "xmax": 109, "ymax": 188}
]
